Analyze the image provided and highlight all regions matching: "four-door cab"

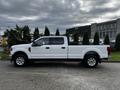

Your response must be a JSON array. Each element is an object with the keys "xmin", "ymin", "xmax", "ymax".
[{"xmin": 10, "ymin": 36, "xmax": 110, "ymax": 67}]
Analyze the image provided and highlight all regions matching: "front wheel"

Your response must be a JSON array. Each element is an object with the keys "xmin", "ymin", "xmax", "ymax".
[
  {"xmin": 84, "ymin": 55, "xmax": 98, "ymax": 68},
  {"xmin": 13, "ymin": 54, "xmax": 28, "ymax": 67}
]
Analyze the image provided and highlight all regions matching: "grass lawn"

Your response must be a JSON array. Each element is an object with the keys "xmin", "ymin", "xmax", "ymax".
[{"xmin": 111, "ymin": 52, "xmax": 120, "ymax": 61}]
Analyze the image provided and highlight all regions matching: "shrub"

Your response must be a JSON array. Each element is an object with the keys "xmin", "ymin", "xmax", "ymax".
[
  {"xmin": 82, "ymin": 32, "xmax": 89, "ymax": 45},
  {"xmin": 104, "ymin": 34, "xmax": 110, "ymax": 45},
  {"xmin": 93, "ymin": 32, "xmax": 99, "ymax": 45},
  {"xmin": 115, "ymin": 33, "xmax": 120, "ymax": 51}
]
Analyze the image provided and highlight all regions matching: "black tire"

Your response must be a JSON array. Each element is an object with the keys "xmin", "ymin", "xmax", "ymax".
[
  {"xmin": 84, "ymin": 55, "xmax": 98, "ymax": 68},
  {"xmin": 13, "ymin": 54, "xmax": 28, "ymax": 67}
]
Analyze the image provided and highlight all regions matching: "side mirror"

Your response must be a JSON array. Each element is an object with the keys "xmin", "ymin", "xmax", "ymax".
[{"xmin": 32, "ymin": 41, "xmax": 38, "ymax": 46}]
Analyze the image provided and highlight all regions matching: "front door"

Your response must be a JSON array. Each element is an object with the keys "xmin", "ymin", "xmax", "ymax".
[
  {"xmin": 31, "ymin": 38, "xmax": 50, "ymax": 59},
  {"xmin": 30, "ymin": 37, "xmax": 67, "ymax": 59}
]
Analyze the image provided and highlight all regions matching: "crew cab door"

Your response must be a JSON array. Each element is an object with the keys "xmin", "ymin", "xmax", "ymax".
[
  {"xmin": 30, "ymin": 37, "xmax": 67, "ymax": 59},
  {"xmin": 31, "ymin": 38, "xmax": 49, "ymax": 59},
  {"xmin": 48, "ymin": 37, "xmax": 67, "ymax": 59}
]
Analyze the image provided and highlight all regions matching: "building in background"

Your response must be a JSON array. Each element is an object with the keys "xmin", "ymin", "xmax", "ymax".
[
  {"xmin": 66, "ymin": 18, "xmax": 120, "ymax": 41},
  {"xmin": 91, "ymin": 18, "xmax": 120, "ymax": 41},
  {"xmin": 66, "ymin": 25, "xmax": 91, "ymax": 41}
]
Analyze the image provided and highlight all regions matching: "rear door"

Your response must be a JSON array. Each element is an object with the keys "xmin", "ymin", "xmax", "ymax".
[{"xmin": 48, "ymin": 37, "xmax": 67, "ymax": 59}]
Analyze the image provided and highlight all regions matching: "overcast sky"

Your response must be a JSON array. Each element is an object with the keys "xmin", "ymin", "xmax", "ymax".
[{"xmin": 0, "ymin": 0, "xmax": 120, "ymax": 34}]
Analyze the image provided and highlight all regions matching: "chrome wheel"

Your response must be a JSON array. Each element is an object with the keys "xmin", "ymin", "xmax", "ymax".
[
  {"xmin": 16, "ymin": 57, "xmax": 25, "ymax": 66},
  {"xmin": 87, "ymin": 57, "xmax": 96, "ymax": 67}
]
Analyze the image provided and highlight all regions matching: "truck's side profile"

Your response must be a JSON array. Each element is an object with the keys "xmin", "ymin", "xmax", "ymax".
[{"xmin": 10, "ymin": 36, "xmax": 110, "ymax": 67}]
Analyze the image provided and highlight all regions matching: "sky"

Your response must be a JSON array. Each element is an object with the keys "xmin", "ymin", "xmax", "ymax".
[{"xmin": 0, "ymin": 0, "xmax": 120, "ymax": 35}]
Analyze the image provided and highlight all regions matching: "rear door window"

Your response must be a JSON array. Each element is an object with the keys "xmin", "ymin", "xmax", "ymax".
[{"xmin": 49, "ymin": 37, "xmax": 64, "ymax": 45}]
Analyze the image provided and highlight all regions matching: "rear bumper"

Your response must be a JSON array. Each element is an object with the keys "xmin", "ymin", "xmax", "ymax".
[
  {"xmin": 102, "ymin": 58, "xmax": 108, "ymax": 61},
  {"xmin": 101, "ymin": 55, "xmax": 111, "ymax": 61}
]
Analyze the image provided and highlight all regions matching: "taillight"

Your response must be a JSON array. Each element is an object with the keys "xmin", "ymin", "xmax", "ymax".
[{"xmin": 107, "ymin": 47, "xmax": 111, "ymax": 55}]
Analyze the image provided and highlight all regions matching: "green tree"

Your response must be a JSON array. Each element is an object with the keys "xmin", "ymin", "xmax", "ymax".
[
  {"xmin": 23, "ymin": 26, "xmax": 31, "ymax": 43},
  {"xmin": 82, "ymin": 32, "xmax": 89, "ymax": 45},
  {"xmin": 93, "ymin": 32, "xmax": 99, "ymax": 45},
  {"xmin": 33, "ymin": 27, "xmax": 39, "ymax": 40},
  {"xmin": 1, "ymin": 36, "xmax": 8, "ymax": 51},
  {"xmin": 104, "ymin": 34, "xmax": 110, "ymax": 45},
  {"xmin": 44, "ymin": 26, "xmax": 50, "ymax": 36},
  {"xmin": 15, "ymin": 24, "xmax": 23, "ymax": 41},
  {"xmin": 5, "ymin": 29, "xmax": 18, "ymax": 47},
  {"xmin": 115, "ymin": 33, "xmax": 120, "ymax": 51},
  {"xmin": 55, "ymin": 28, "xmax": 60, "ymax": 36},
  {"xmin": 3, "ymin": 25, "xmax": 32, "ymax": 47}
]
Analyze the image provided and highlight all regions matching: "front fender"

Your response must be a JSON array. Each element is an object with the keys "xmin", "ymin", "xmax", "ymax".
[{"xmin": 11, "ymin": 48, "xmax": 30, "ymax": 59}]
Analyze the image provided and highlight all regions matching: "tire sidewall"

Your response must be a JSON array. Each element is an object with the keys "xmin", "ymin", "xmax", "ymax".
[
  {"xmin": 85, "ymin": 55, "xmax": 98, "ymax": 68},
  {"xmin": 13, "ymin": 54, "xmax": 27, "ymax": 67}
]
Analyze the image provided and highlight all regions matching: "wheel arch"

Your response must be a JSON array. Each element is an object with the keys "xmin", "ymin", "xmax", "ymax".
[
  {"xmin": 84, "ymin": 51, "xmax": 101, "ymax": 63},
  {"xmin": 12, "ymin": 51, "xmax": 28, "ymax": 61}
]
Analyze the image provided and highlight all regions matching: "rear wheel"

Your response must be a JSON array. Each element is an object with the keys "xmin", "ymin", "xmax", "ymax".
[
  {"xmin": 84, "ymin": 55, "xmax": 98, "ymax": 68},
  {"xmin": 13, "ymin": 54, "xmax": 28, "ymax": 67}
]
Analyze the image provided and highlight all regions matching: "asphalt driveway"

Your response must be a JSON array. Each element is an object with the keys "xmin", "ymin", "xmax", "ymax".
[{"xmin": 0, "ymin": 61, "xmax": 120, "ymax": 90}]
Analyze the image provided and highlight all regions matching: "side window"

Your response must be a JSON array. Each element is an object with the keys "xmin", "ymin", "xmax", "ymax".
[
  {"xmin": 49, "ymin": 38, "xmax": 64, "ymax": 45},
  {"xmin": 36, "ymin": 38, "xmax": 49, "ymax": 46}
]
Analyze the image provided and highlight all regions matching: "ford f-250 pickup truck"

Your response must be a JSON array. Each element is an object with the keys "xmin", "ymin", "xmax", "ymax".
[{"xmin": 10, "ymin": 36, "xmax": 111, "ymax": 67}]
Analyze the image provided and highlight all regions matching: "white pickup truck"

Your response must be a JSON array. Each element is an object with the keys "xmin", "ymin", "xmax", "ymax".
[{"xmin": 10, "ymin": 36, "xmax": 111, "ymax": 67}]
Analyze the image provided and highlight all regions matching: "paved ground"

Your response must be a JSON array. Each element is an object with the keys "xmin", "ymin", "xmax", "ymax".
[{"xmin": 0, "ymin": 61, "xmax": 120, "ymax": 90}]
